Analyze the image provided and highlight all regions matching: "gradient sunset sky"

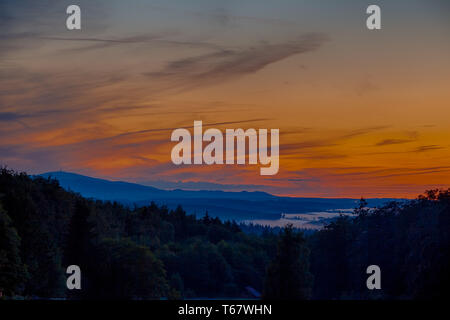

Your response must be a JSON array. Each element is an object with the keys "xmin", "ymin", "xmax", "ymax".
[{"xmin": 1, "ymin": 0, "xmax": 449, "ymax": 198}]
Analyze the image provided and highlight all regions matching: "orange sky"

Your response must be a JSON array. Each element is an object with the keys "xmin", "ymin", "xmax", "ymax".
[{"xmin": 1, "ymin": 0, "xmax": 450, "ymax": 198}]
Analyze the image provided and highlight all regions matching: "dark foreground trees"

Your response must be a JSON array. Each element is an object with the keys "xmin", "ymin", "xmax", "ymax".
[
  {"xmin": 86, "ymin": 239, "xmax": 168, "ymax": 299},
  {"xmin": 0, "ymin": 204, "xmax": 28, "ymax": 296},
  {"xmin": 309, "ymin": 190, "xmax": 450, "ymax": 299},
  {"xmin": 0, "ymin": 168, "xmax": 274, "ymax": 299},
  {"xmin": 263, "ymin": 225, "xmax": 313, "ymax": 299},
  {"xmin": 0, "ymin": 167, "xmax": 449, "ymax": 300}
]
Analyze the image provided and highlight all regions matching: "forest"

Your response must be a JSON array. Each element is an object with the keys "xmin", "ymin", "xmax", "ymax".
[{"xmin": 0, "ymin": 168, "xmax": 449, "ymax": 300}]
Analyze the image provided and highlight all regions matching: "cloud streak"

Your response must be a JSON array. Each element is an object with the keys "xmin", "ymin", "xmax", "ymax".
[
  {"xmin": 41, "ymin": 34, "xmax": 226, "ymax": 53},
  {"xmin": 281, "ymin": 126, "xmax": 390, "ymax": 155},
  {"xmin": 146, "ymin": 33, "xmax": 328, "ymax": 90},
  {"xmin": 375, "ymin": 139, "xmax": 415, "ymax": 146}
]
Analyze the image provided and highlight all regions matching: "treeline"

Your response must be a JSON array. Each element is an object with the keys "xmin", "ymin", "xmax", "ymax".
[
  {"xmin": 310, "ymin": 194, "xmax": 450, "ymax": 299},
  {"xmin": 0, "ymin": 168, "xmax": 279, "ymax": 299},
  {"xmin": 0, "ymin": 168, "xmax": 449, "ymax": 299}
]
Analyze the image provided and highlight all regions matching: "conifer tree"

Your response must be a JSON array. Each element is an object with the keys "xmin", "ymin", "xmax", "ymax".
[
  {"xmin": 0, "ymin": 204, "xmax": 28, "ymax": 296},
  {"xmin": 263, "ymin": 224, "xmax": 313, "ymax": 299}
]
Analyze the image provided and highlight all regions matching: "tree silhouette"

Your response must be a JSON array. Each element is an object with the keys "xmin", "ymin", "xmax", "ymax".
[
  {"xmin": 263, "ymin": 224, "xmax": 313, "ymax": 299},
  {"xmin": 0, "ymin": 204, "xmax": 28, "ymax": 296}
]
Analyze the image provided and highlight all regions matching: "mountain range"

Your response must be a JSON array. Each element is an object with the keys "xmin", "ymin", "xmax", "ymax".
[{"xmin": 38, "ymin": 171, "xmax": 402, "ymax": 221}]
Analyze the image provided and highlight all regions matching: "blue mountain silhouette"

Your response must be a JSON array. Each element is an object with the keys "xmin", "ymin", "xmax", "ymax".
[{"xmin": 39, "ymin": 171, "xmax": 399, "ymax": 221}]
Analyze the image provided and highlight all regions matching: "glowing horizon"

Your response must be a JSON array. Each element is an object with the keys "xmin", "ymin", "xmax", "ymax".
[{"xmin": 1, "ymin": 0, "xmax": 450, "ymax": 198}]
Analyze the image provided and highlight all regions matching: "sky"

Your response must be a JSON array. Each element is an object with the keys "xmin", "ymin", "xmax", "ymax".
[{"xmin": 1, "ymin": 0, "xmax": 450, "ymax": 198}]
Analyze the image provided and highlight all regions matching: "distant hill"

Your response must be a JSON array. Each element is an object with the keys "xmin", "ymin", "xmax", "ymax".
[
  {"xmin": 39, "ymin": 172, "xmax": 276, "ymax": 201},
  {"xmin": 39, "ymin": 171, "xmax": 402, "ymax": 221}
]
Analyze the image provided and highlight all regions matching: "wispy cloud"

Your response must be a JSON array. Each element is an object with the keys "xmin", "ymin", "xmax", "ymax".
[
  {"xmin": 83, "ymin": 118, "xmax": 272, "ymax": 143},
  {"xmin": 41, "ymin": 34, "xmax": 225, "ymax": 53},
  {"xmin": 414, "ymin": 145, "xmax": 443, "ymax": 152},
  {"xmin": 146, "ymin": 33, "xmax": 328, "ymax": 90},
  {"xmin": 375, "ymin": 139, "xmax": 415, "ymax": 146},
  {"xmin": 281, "ymin": 126, "xmax": 390, "ymax": 155}
]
